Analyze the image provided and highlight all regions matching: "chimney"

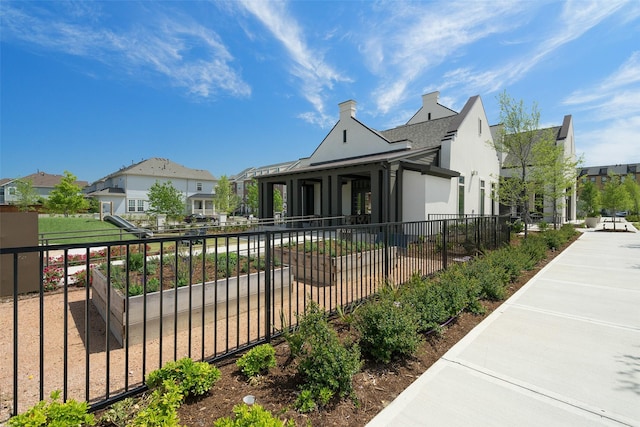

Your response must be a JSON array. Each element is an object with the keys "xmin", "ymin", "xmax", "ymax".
[
  {"xmin": 339, "ymin": 100, "xmax": 356, "ymax": 120},
  {"xmin": 422, "ymin": 91, "xmax": 440, "ymax": 109}
]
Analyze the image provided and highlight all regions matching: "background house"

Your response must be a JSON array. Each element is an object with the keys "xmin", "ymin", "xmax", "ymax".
[
  {"xmin": 0, "ymin": 171, "xmax": 88, "ymax": 207},
  {"xmin": 497, "ymin": 115, "xmax": 578, "ymax": 224},
  {"xmin": 256, "ymin": 92, "xmax": 501, "ymax": 224},
  {"xmin": 84, "ymin": 158, "xmax": 217, "ymax": 216},
  {"xmin": 578, "ymin": 163, "xmax": 639, "ymax": 189}
]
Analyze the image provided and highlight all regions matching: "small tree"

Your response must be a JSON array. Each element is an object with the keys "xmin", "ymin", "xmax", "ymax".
[
  {"xmin": 213, "ymin": 176, "xmax": 240, "ymax": 215},
  {"xmin": 578, "ymin": 179, "xmax": 601, "ymax": 217},
  {"xmin": 147, "ymin": 180, "xmax": 185, "ymax": 218},
  {"xmin": 490, "ymin": 91, "xmax": 554, "ymax": 237},
  {"xmin": 601, "ymin": 172, "xmax": 631, "ymax": 230},
  {"xmin": 245, "ymin": 179, "xmax": 259, "ymax": 214},
  {"xmin": 531, "ymin": 141, "xmax": 580, "ymax": 228},
  {"xmin": 14, "ymin": 179, "xmax": 40, "ymax": 212},
  {"xmin": 273, "ymin": 187, "xmax": 283, "ymax": 214},
  {"xmin": 46, "ymin": 171, "xmax": 88, "ymax": 216},
  {"xmin": 622, "ymin": 174, "xmax": 640, "ymax": 215}
]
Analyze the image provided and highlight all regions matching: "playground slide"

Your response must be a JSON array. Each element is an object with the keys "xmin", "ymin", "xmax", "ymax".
[{"xmin": 104, "ymin": 215, "xmax": 153, "ymax": 238}]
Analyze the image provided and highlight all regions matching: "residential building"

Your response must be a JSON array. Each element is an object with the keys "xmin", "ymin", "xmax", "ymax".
[
  {"xmin": 0, "ymin": 171, "xmax": 88, "ymax": 206},
  {"xmin": 578, "ymin": 163, "xmax": 639, "ymax": 188},
  {"xmin": 231, "ymin": 160, "xmax": 300, "ymax": 215},
  {"xmin": 84, "ymin": 158, "xmax": 217, "ymax": 216},
  {"xmin": 497, "ymin": 115, "xmax": 578, "ymax": 224},
  {"xmin": 256, "ymin": 92, "xmax": 501, "ymax": 224}
]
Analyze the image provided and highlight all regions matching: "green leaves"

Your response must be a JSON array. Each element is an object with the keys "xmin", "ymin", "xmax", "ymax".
[
  {"xmin": 147, "ymin": 180, "xmax": 185, "ymax": 217},
  {"xmin": 236, "ymin": 344, "xmax": 277, "ymax": 378}
]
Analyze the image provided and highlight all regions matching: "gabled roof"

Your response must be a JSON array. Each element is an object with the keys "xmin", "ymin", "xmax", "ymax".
[
  {"xmin": 380, "ymin": 115, "xmax": 457, "ymax": 150},
  {"xmin": 0, "ymin": 172, "xmax": 88, "ymax": 189},
  {"xmin": 579, "ymin": 163, "xmax": 640, "ymax": 177},
  {"xmin": 92, "ymin": 158, "xmax": 215, "ymax": 183}
]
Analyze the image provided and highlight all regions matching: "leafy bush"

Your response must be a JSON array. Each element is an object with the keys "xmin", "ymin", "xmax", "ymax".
[
  {"xmin": 146, "ymin": 357, "xmax": 221, "ymax": 399},
  {"xmin": 98, "ymin": 397, "xmax": 138, "ymax": 427},
  {"xmin": 434, "ymin": 265, "xmax": 480, "ymax": 316},
  {"xmin": 127, "ymin": 252, "xmax": 145, "ymax": 273},
  {"xmin": 8, "ymin": 390, "xmax": 95, "ymax": 427},
  {"xmin": 543, "ymin": 231, "xmax": 562, "ymax": 250},
  {"xmin": 42, "ymin": 266, "xmax": 63, "ymax": 291},
  {"xmin": 214, "ymin": 403, "xmax": 294, "ymax": 427},
  {"xmin": 236, "ymin": 344, "xmax": 277, "ymax": 378},
  {"xmin": 354, "ymin": 295, "xmax": 421, "ymax": 363},
  {"xmin": 400, "ymin": 277, "xmax": 449, "ymax": 332},
  {"xmin": 286, "ymin": 302, "xmax": 362, "ymax": 409},
  {"xmin": 464, "ymin": 259, "xmax": 509, "ymax": 301},
  {"xmin": 130, "ymin": 379, "xmax": 183, "ymax": 427}
]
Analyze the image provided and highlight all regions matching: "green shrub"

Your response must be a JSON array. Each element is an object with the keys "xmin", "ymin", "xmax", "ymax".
[
  {"xmin": 127, "ymin": 252, "xmax": 145, "ymax": 273},
  {"xmin": 294, "ymin": 389, "xmax": 317, "ymax": 413},
  {"xmin": 146, "ymin": 357, "xmax": 221, "ymax": 399},
  {"xmin": 537, "ymin": 221, "xmax": 549, "ymax": 232},
  {"xmin": 543, "ymin": 231, "xmax": 562, "ymax": 250},
  {"xmin": 236, "ymin": 344, "xmax": 277, "ymax": 378},
  {"xmin": 464, "ymin": 260, "xmax": 509, "ymax": 301},
  {"xmin": 8, "ymin": 390, "xmax": 95, "ymax": 427},
  {"xmin": 130, "ymin": 379, "xmax": 183, "ymax": 427},
  {"xmin": 400, "ymin": 276, "xmax": 448, "ymax": 332},
  {"xmin": 354, "ymin": 296, "xmax": 421, "ymax": 363},
  {"xmin": 434, "ymin": 265, "xmax": 479, "ymax": 316},
  {"xmin": 287, "ymin": 302, "xmax": 362, "ymax": 407},
  {"xmin": 520, "ymin": 235, "xmax": 547, "ymax": 267},
  {"xmin": 98, "ymin": 397, "xmax": 138, "ymax": 427},
  {"xmin": 214, "ymin": 403, "xmax": 295, "ymax": 426}
]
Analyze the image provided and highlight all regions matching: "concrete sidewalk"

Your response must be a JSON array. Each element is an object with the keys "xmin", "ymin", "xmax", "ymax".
[{"xmin": 367, "ymin": 226, "xmax": 640, "ymax": 426}]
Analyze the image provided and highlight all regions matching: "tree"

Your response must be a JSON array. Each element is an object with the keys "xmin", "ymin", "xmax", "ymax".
[
  {"xmin": 214, "ymin": 175, "xmax": 240, "ymax": 215},
  {"xmin": 14, "ymin": 179, "xmax": 39, "ymax": 212},
  {"xmin": 46, "ymin": 171, "xmax": 89, "ymax": 216},
  {"xmin": 245, "ymin": 179, "xmax": 259, "ymax": 214},
  {"xmin": 530, "ymin": 139, "xmax": 580, "ymax": 229},
  {"xmin": 622, "ymin": 174, "xmax": 640, "ymax": 215},
  {"xmin": 273, "ymin": 187, "xmax": 283, "ymax": 214},
  {"xmin": 601, "ymin": 172, "xmax": 631, "ymax": 230},
  {"xmin": 147, "ymin": 180, "xmax": 185, "ymax": 218},
  {"xmin": 578, "ymin": 179, "xmax": 601, "ymax": 217},
  {"xmin": 490, "ymin": 91, "xmax": 555, "ymax": 237}
]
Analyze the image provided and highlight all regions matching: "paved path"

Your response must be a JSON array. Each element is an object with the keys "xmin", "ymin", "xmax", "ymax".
[{"xmin": 368, "ymin": 223, "xmax": 640, "ymax": 426}]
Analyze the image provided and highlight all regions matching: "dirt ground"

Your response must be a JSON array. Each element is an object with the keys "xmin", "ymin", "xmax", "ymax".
[{"xmin": 0, "ymin": 236, "xmax": 575, "ymax": 426}]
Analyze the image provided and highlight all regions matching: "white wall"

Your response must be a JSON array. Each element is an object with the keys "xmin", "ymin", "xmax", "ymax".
[{"xmin": 443, "ymin": 98, "xmax": 500, "ymax": 215}]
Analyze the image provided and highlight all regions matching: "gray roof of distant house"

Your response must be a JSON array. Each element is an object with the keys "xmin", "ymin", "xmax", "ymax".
[
  {"xmin": 578, "ymin": 163, "xmax": 639, "ymax": 176},
  {"xmin": 92, "ymin": 158, "xmax": 215, "ymax": 183}
]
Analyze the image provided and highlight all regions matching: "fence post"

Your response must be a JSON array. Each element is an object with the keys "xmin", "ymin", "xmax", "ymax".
[
  {"xmin": 264, "ymin": 231, "xmax": 272, "ymax": 343},
  {"xmin": 442, "ymin": 220, "xmax": 448, "ymax": 270}
]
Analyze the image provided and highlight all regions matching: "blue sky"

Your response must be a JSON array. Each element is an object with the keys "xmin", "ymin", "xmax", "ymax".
[{"xmin": 2, "ymin": 0, "xmax": 639, "ymax": 184}]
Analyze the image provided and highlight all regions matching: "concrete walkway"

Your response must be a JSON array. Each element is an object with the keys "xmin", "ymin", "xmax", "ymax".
[{"xmin": 368, "ymin": 222, "xmax": 640, "ymax": 426}]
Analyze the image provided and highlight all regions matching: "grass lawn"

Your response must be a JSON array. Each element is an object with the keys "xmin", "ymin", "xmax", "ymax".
[{"xmin": 39, "ymin": 216, "xmax": 137, "ymax": 244}]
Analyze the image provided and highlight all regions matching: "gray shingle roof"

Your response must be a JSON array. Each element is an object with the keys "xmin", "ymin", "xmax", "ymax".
[
  {"xmin": 380, "ymin": 115, "xmax": 457, "ymax": 150},
  {"xmin": 94, "ymin": 158, "xmax": 215, "ymax": 183}
]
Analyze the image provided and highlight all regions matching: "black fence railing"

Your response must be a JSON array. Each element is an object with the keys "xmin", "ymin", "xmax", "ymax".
[{"xmin": 0, "ymin": 216, "xmax": 510, "ymax": 421}]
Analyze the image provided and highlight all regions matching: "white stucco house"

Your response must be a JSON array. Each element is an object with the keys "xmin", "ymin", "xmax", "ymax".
[
  {"xmin": 84, "ymin": 158, "xmax": 217, "ymax": 216},
  {"xmin": 496, "ymin": 115, "xmax": 577, "ymax": 224},
  {"xmin": 256, "ymin": 92, "xmax": 501, "ymax": 223}
]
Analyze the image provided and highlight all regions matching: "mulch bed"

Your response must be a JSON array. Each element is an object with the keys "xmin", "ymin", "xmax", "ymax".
[{"xmin": 169, "ymin": 233, "xmax": 579, "ymax": 427}]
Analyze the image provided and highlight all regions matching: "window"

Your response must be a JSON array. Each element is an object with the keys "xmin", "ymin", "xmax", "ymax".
[
  {"xmin": 491, "ymin": 182, "xmax": 497, "ymax": 216},
  {"xmin": 458, "ymin": 176, "xmax": 465, "ymax": 215},
  {"xmin": 137, "ymin": 200, "xmax": 144, "ymax": 212},
  {"xmin": 478, "ymin": 118, "xmax": 482, "ymax": 136},
  {"xmin": 428, "ymin": 112, "xmax": 432, "ymax": 120},
  {"xmin": 128, "ymin": 200, "xmax": 136, "ymax": 212},
  {"xmin": 343, "ymin": 129, "xmax": 347, "ymax": 143},
  {"xmin": 590, "ymin": 177, "xmax": 596, "ymax": 182},
  {"xmin": 196, "ymin": 182, "xmax": 202, "ymax": 191},
  {"xmin": 601, "ymin": 176, "xmax": 607, "ymax": 183},
  {"xmin": 480, "ymin": 180, "xmax": 485, "ymax": 215},
  {"xmin": 8, "ymin": 187, "xmax": 16, "ymax": 195}
]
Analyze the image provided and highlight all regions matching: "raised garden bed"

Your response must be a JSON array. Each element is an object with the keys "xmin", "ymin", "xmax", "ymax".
[
  {"xmin": 276, "ymin": 240, "xmax": 397, "ymax": 287},
  {"xmin": 91, "ymin": 265, "xmax": 293, "ymax": 346}
]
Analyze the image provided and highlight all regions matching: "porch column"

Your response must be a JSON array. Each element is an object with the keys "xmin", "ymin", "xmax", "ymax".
[
  {"xmin": 331, "ymin": 175, "xmax": 342, "ymax": 225},
  {"xmin": 321, "ymin": 175, "xmax": 331, "ymax": 220},
  {"xmin": 371, "ymin": 167, "xmax": 383, "ymax": 224},
  {"xmin": 259, "ymin": 181, "xmax": 274, "ymax": 219},
  {"xmin": 287, "ymin": 178, "xmax": 301, "ymax": 218}
]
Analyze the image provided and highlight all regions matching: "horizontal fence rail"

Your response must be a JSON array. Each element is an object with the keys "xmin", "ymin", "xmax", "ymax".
[{"xmin": 0, "ymin": 216, "xmax": 510, "ymax": 421}]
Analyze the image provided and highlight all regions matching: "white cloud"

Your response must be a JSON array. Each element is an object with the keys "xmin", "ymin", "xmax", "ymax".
[
  {"xmin": 563, "ymin": 51, "xmax": 640, "ymax": 107},
  {"xmin": 438, "ymin": 1, "xmax": 627, "ymax": 99},
  {"xmin": 360, "ymin": 0, "xmax": 528, "ymax": 114},
  {"xmin": 0, "ymin": 3, "xmax": 251, "ymax": 99},
  {"xmin": 577, "ymin": 116, "xmax": 640, "ymax": 166},
  {"xmin": 237, "ymin": 0, "xmax": 349, "ymax": 127}
]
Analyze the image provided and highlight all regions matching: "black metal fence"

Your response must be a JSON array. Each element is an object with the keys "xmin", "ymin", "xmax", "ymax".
[{"xmin": 0, "ymin": 216, "xmax": 510, "ymax": 420}]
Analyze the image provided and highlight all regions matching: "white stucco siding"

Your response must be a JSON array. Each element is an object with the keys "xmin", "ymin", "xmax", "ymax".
[
  {"xmin": 309, "ymin": 119, "xmax": 405, "ymax": 165},
  {"xmin": 447, "ymin": 99, "xmax": 500, "ymax": 215},
  {"xmin": 402, "ymin": 171, "xmax": 456, "ymax": 221}
]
